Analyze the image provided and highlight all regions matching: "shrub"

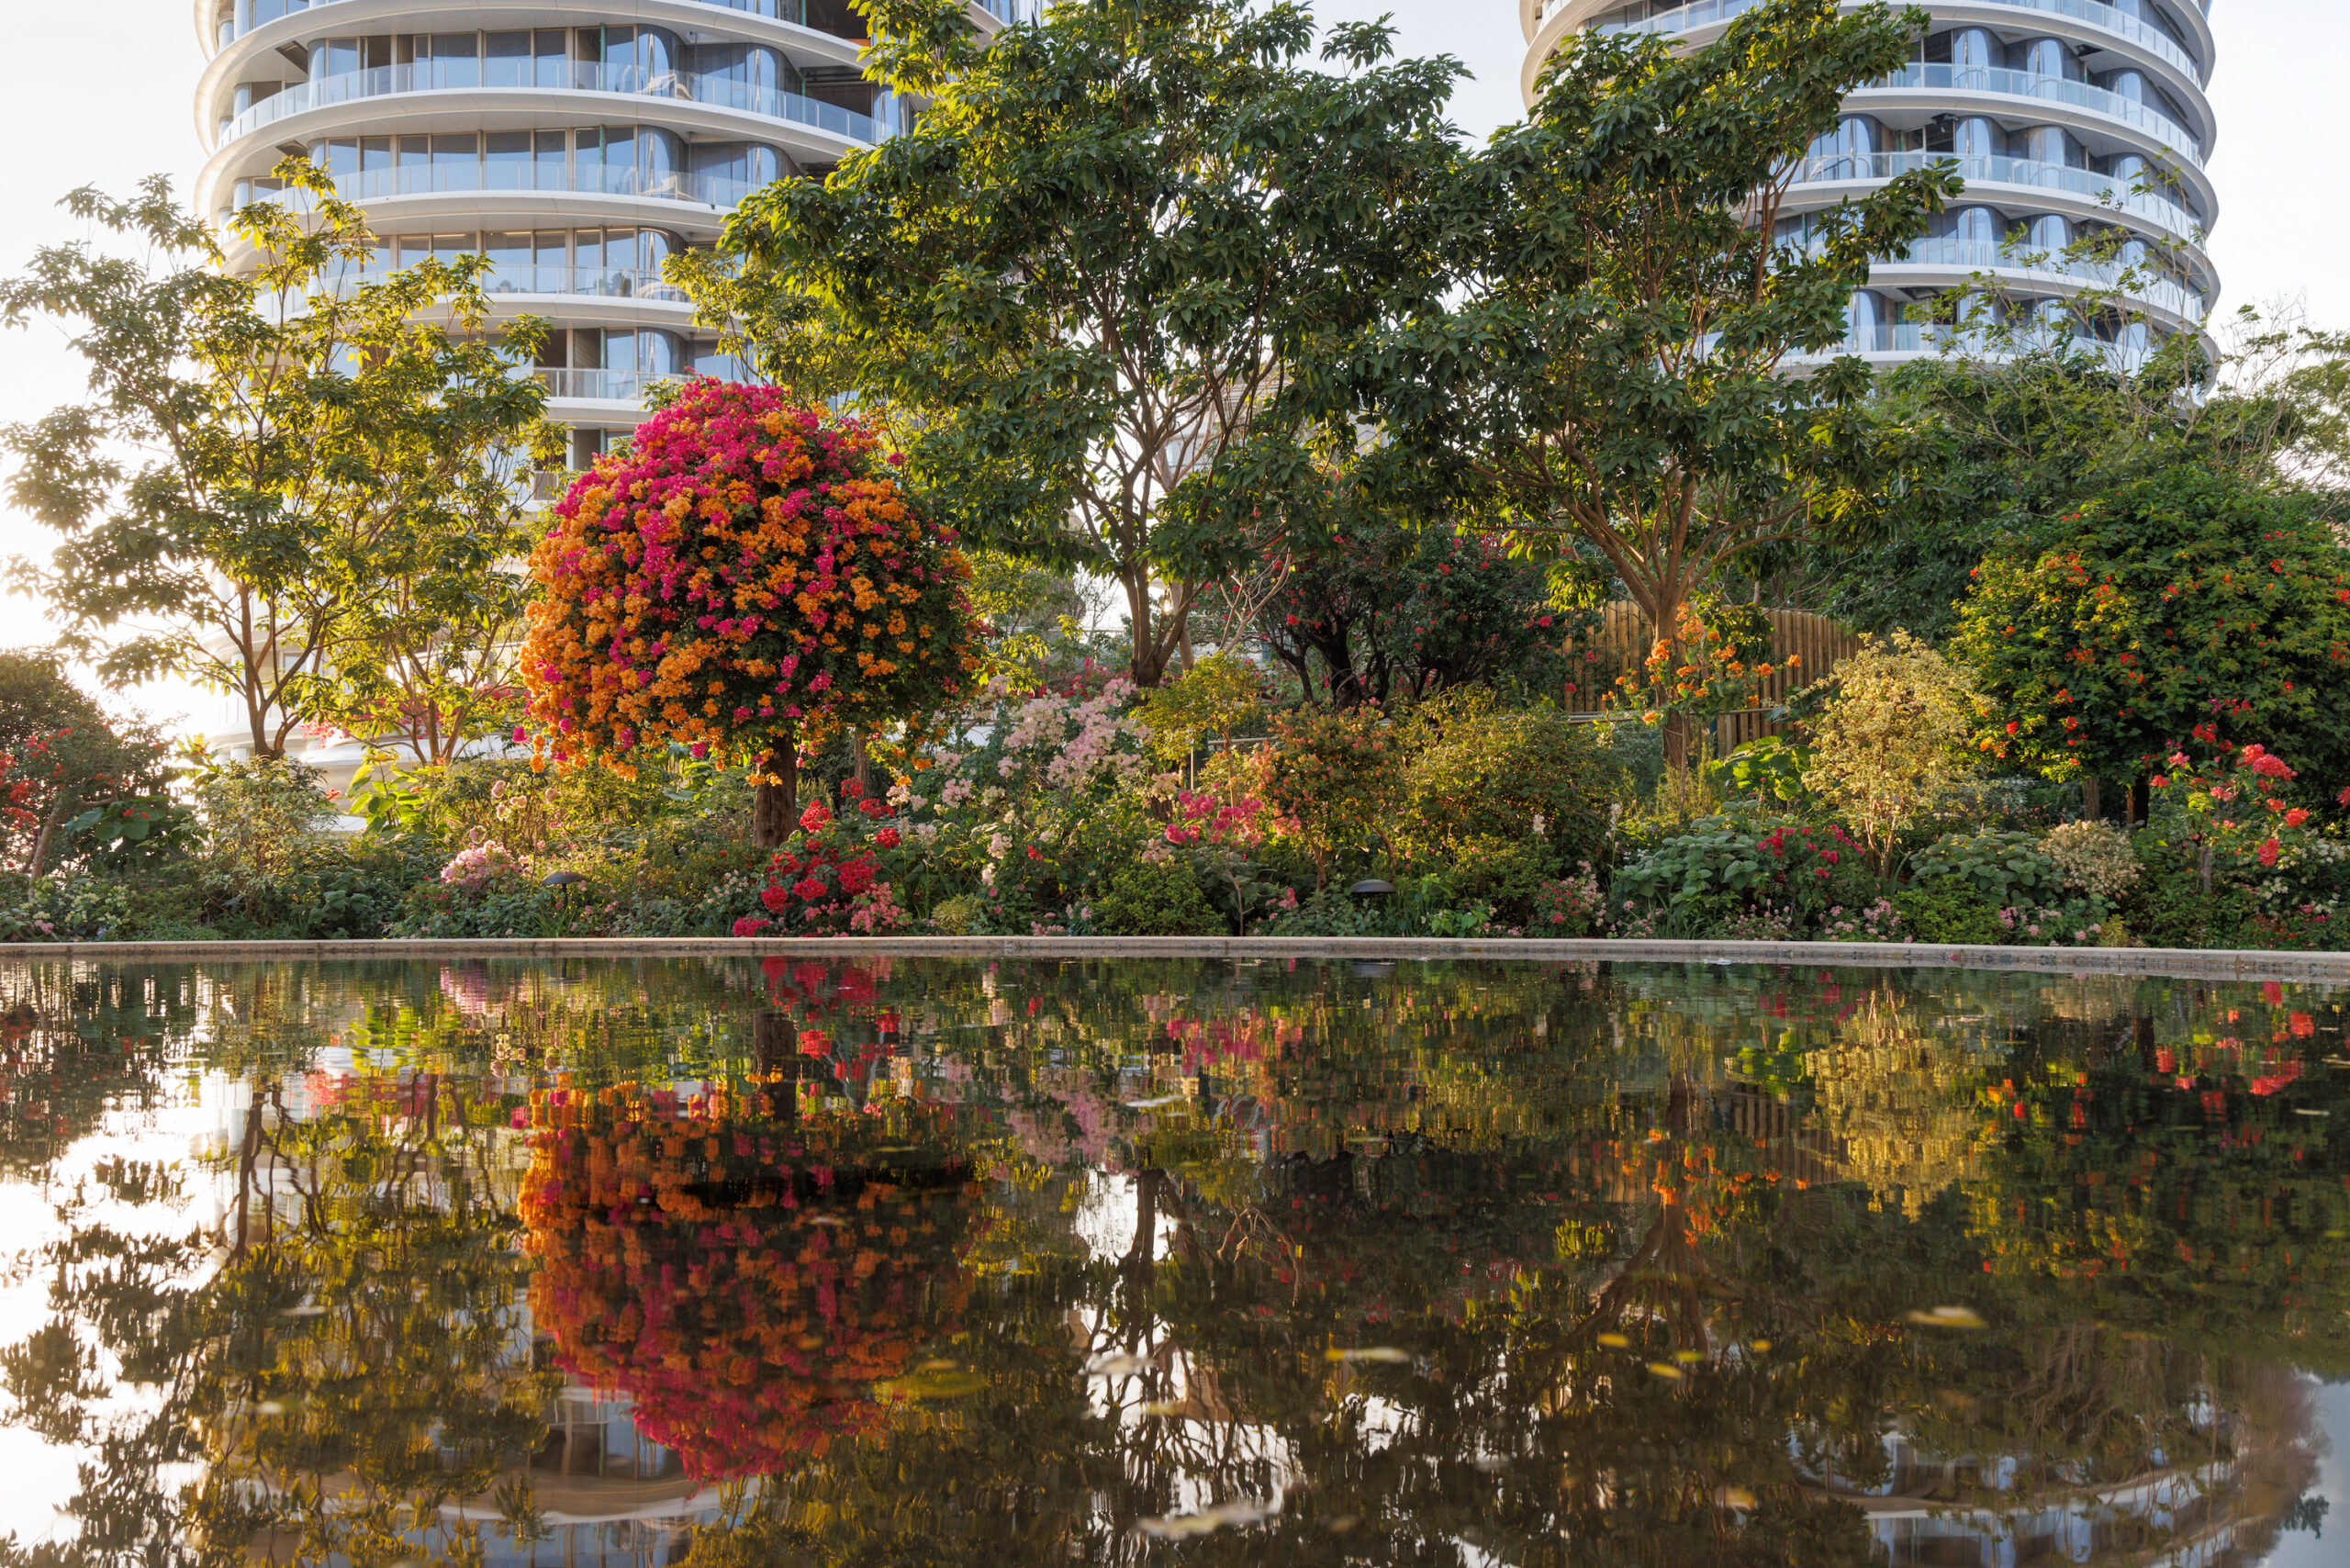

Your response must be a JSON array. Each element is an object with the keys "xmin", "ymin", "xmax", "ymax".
[
  {"xmin": 1802, "ymin": 631, "xmax": 1979, "ymax": 872},
  {"xmin": 1531, "ymin": 865, "xmax": 1605, "ymax": 935},
  {"xmin": 1396, "ymin": 696, "xmax": 1618, "ymax": 877},
  {"xmin": 1096, "ymin": 862, "xmax": 1225, "ymax": 936},
  {"xmin": 1955, "ymin": 466, "xmax": 2350, "ymax": 796},
  {"xmin": 1613, "ymin": 816, "xmax": 1870, "ymax": 937},
  {"xmin": 2042, "ymin": 819, "xmax": 2141, "ymax": 901},
  {"xmin": 0, "ymin": 876, "xmax": 133, "ymax": 941},
  {"xmin": 1259, "ymin": 886, "xmax": 1381, "ymax": 937},
  {"xmin": 1264, "ymin": 705, "xmax": 1404, "ymax": 889},
  {"xmin": 1908, "ymin": 830, "xmax": 2065, "ymax": 908},
  {"xmin": 1893, "ymin": 877, "xmax": 2006, "ymax": 945}
]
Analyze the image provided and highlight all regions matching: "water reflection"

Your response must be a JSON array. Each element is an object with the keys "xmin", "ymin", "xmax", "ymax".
[{"xmin": 0, "ymin": 957, "xmax": 2342, "ymax": 1565}]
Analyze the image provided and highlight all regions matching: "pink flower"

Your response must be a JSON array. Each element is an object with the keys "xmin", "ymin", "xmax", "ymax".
[
  {"xmin": 732, "ymin": 915, "xmax": 771, "ymax": 937},
  {"xmin": 2259, "ymin": 836, "xmax": 2281, "ymax": 868}
]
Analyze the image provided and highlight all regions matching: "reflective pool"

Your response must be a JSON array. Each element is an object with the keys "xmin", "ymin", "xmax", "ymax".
[{"xmin": 1, "ymin": 956, "xmax": 2344, "ymax": 1565}]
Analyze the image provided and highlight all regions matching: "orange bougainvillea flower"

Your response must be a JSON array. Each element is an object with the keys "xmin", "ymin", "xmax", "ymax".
[{"xmin": 521, "ymin": 379, "xmax": 979, "ymax": 777}]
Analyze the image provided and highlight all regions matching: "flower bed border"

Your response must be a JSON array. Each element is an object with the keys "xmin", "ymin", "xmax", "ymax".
[{"xmin": 0, "ymin": 935, "xmax": 2344, "ymax": 982}]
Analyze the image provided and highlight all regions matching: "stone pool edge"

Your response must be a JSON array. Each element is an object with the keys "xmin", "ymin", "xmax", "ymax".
[{"xmin": 0, "ymin": 935, "xmax": 2342, "ymax": 981}]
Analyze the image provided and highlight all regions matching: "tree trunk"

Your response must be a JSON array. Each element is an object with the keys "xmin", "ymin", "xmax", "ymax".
[
  {"xmin": 851, "ymin": 730, "xmax": 872, "ymax": 798},
  {"xmin": 2130, "ymin": 779, "xmax": 2150, "ymax": 826},
  {"xmin": 2081, "ymin": 775, "xmax": 2101, "ymax": 822},
  {"xmin": 755, "ymin": 1011, "xmax": 800, "ymax": 1122},
  {"xmin": 753, "ymin": 743, "xmax": 798, "ymax": 848}
]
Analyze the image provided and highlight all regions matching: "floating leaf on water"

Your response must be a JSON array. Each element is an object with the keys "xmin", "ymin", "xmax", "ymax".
[
  {"xmin": 254, "ymin": 1400, "xmax": 288, "ymax": 1416},
  {"xmin": 1326, "ymin": 1515, "xmax": 1360, "ymax": 1533},
  {"xmin": 1904, "ymin": 1305, "xmax": 1986, "ymax": 1329},
  {"xmin": 1596, "ymin": 1333, "xmax": 1630, "ymax": 1349},
  {"xmin": 1748, "ymin": 1339, "xmax": 1772, "ymax": 1353},
  {"xmin": 1084, "ymin": 1353, "xmax": 1147, "ymax": 1377},
  {"xmin": 2294, "ymin": 1108, "xmax": 2330, "ymax": 1117},
  {"xmin": 1646, "ymin": 1362, "xmax": 1684, "ymax": 1381},
  {"xmin": 1325, "ymin": 1346, "xmax": 1410, "ymax": 1363},
  {"xmin": 1125, "ymin": 1095, "xmax": 1191, "ymax": 1110},
  {"xmin": 918, "ymin": 1359, "xmax": 960, "ymax": 1372},
  {"xmin": 804, "ymin": 1215, "xmax": 848, "ymax": 1226},
  {"xmin": 1717, "ymin": 1487, "xmax": 1758, "ymax": 1511},
  {"xmin": 279, "ymin": 1304, "xmax": 326, "ymax": 1318},
  {"xmin": 1673, "ymin": 1350, "xmax": 1706, "ymax": 1365},
  {"xmin": 1471, "ymin": 1455, "xmax": 1509, "ymax": 1473},
  {"xmin": 1135, "ymin": 1499, "xmax": 1277, "ymax": 1539},
  {"xmin": 1140, "ymin": 1400, "xmax": 1188, "ymax": 1417}
]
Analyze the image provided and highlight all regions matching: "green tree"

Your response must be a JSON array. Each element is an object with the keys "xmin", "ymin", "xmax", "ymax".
[
  {"xmin": 718, "ymin": 0, "xmax": 1465, "ymax": 689},
  {"xmin": 1356, "ymin": 0, "xmax": 1956, "ymax": 769},
  {"xmin": 0, "ymin": 162, "xmax": 555, "ymax": 757},
  {"xmin": 1801, "ymin": 631, "xmax": 1979, "ymax": 873},
  {"xmin": 1953, "ymin": 465, "xmax": 2350, "ymax": 796},
  {"xmin": 0, "ymin": 650, "xmax": 171, "ymax": 872}
]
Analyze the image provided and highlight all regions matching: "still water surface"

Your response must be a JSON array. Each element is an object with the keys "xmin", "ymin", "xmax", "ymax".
[{"xmin": 0, "ymin": 956, "xmax": 2344, "ymax": 1566}]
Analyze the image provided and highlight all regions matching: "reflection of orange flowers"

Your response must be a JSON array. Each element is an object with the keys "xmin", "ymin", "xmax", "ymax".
[{"xmin": 520, "ymin": 1082, "xmax": 974, "ymax": 1480}]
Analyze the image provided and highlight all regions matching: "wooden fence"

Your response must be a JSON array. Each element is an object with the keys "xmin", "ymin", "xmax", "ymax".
[{"xmin": 1572, "ymin": 603, "xmax": 1864, "ymax": 756}]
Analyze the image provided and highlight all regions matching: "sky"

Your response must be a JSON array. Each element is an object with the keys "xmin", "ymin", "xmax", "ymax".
[{"xmin": 0, "ymin": 1, "xmax": 2339, "ymax": 736}]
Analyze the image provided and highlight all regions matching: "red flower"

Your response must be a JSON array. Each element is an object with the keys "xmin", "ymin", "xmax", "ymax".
[
  {"xmin": 836, "ymin": 859, "xmax": 877, "ymax": 896},
  {"xmin": 759, "ymin": 885, "xmax": 792, "ymax": 914},
  {"xmin": 731, "ymin": 915, "xmax": 771, "ymax": 937},
  {"xmin": 793, "ymin": 876, "xmax": 828, "ymax": 902},
  {"xmin": 875, "ymin": 826, "xmax": 902, "ymax": 849},
  {"xmin": 800, "ymin": 802, "xmax": 834, "ymax": 832},
  {"xmin": 858, "ymin": 799, "xmax": 890, "ymax": 820},
  {"xmin": 2258, "ymin": 837, "xmax": 2281, "ymax": 868}
]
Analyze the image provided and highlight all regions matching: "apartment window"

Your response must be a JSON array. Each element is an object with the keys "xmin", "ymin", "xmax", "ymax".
[{"xmin": 486, "ymin": 32, "xmax": 531, "ymax": 88}]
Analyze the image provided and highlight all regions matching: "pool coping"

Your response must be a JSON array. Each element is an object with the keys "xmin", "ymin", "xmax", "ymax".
[{"xmin": 0, "ymin": 935, "xmax": 2344, "ymax": 981}]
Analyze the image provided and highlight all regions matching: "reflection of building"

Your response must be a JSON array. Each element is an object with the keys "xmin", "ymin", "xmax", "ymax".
[
  {"xmin": 1517, "ymin": 0, "xmax": 2218, "ymax": 363},
  {"xmin": 187, "ymin": 0, "xmax": 1028, "ymax": 774}
]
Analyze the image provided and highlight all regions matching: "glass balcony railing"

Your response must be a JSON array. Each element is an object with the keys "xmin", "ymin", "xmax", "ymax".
[
  {"xmin": 1865, "ymin": 62, "xmax": 2201, "ymax": 164},
  {"xmin": 325, "ymin": 263, "xmax": 688, "ymax": 302},
  {"xmin": 220, "ymin": 62, "xmax": 885, "ymax": 150},
  {"xmin": 1807, "ymin": 234, "xmax": 2208, "ymax": 321},
  {"xmin": 218, "ymin": 167, "xmax": 767, "ymax": 233},
  {"xmin": 218, "ymin": 0, "xmax": 861, "ymax": 51},
  {"xmin": 1791, "ymin": 151, "xmax": 2204, "ymax": 241},
  {"xmin": 535, "ymin": 367, "xmax": 676, "ymax": 401},
  {"xmin": 1583, "ymin": 0, "xmax": 2203, "ymax": 87}
]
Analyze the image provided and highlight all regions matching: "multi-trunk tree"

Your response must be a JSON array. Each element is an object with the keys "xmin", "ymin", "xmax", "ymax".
[
  {"xmin": 0, "ymin": 159, "xmax": 556, "ymax": 759},
  {"xmin": 713, "ymin": 0, "xmax": 1465, "ymax": 688},
  {"xmin": 1352, "ymin": 0, "xmax": 1958, "ymax": 769}
]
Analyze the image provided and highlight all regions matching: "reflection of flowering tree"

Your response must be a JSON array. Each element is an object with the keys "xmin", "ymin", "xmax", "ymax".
[{"xmin": 520, "ymin": 1082, "xmax": 976, "ymax": 1479}]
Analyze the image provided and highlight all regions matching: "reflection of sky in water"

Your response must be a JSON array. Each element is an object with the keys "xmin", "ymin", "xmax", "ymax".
[
  {"xmin": 1, "ymin": 958, "xmax": 2347, "ymax": 1563},
  {"xmin": 2264, "ymin": 1380, "xmax": 2350, "ymax": 1568}
]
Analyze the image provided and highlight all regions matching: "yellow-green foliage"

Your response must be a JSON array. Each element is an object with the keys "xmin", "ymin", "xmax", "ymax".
[
  {"xmin": 2043, "ymin": 818, "xmax": 2142, "ymax": 901},
  {"xmin": 1131, "ymin": 652, "xmax": 1266, "ymax": 766},
  {"xmin": 1803, "ymin": 631, "xmax": 1980, "ymax": 870}
]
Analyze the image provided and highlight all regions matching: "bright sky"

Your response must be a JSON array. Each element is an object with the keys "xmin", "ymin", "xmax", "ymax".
[{"xmin": 0, "ymin": 1, "xmax": 2336, "ymax": 734}]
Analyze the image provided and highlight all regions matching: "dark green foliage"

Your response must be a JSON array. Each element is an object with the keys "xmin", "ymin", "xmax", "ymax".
[
  {"xmin": 1957, "ymin": 466, "xmax": 2350, "ymax": 796},
  {"xmin": 1257, "ymin": 513, "xmax": 1563, "ymax": 708},
  {"xmin": 722, "ymin": 0, "xmax": 1464, "ymax": 686},
  {"xmin": 1096, "ymin": 861, "xmax": 1225, "ymax": 937}
]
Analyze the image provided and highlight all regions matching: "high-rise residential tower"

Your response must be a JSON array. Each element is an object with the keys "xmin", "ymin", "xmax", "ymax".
[
  {"xmin": 195, "ymin": 0, "xmax": 1021, "ymax": 466},
  {"xmin": 192, "ymin": 0, "xmax": 1021, "ymax": 768},
  {"xmin": 1517, "ymin": 0, "xmax": 2217, "ymax": 360}
]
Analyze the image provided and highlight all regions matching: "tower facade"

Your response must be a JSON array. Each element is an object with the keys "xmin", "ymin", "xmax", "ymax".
[
  {"xmin": 1517, "ymin": 0, "xmax": 2217, "ymax": 361},
  {"xmin": 195, "ymin": 0, "xmax": 1020, "ymax": 464}
]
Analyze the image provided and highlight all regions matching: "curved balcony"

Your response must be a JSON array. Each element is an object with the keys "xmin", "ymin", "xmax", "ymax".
[
  {"xmin": 217, "ymin": 62, "xmax": 888, "ymax": 152},
  {"xmin": 537, "ymin": 367, "xmax": 677, "ymax": 403},
  {"xmin": 289, "ymin": 162, "xmax": 755, "ymax": 214},
  {"xmin": 1845, "ymin": 234, "xmax": 2208, "ymax": 325},
  {"xmin": 1572, "ymin": 0, "xmax": 2205, "ymax": 88},
  {"xmin": 207, "ymin": 0, "xmax": 866, "ymax": 54},
  {"xmin": 1787, "ymin": 150, "xmax": 2208, "ymax": 244},
  {"xmin": 1858, "ymin": 62, "xmax": 2201, "ymax": 165},
  {"xmin": 334, "ymin": 263, "xmax": 689, "ymax": 304}
]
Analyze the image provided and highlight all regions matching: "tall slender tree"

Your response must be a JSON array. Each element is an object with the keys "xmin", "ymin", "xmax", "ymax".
[
  {"xmin": 0, "ymin": 161, "xmax": 555, "ymax": 756},
  {"xmin": 1354, "ymin": 0, "xmax": 1957, "ymax": 768},
  {"xmin": 714, "ymin": 0, "xmax": 1465, "ymax": 688}
]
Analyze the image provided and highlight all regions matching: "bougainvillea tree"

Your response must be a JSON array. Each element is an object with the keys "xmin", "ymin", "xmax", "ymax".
[{"xmin": 521, "ymin": 378, "xmax": 979, "ymax": 843}]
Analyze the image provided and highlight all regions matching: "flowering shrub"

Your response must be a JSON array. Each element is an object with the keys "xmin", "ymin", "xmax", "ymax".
[
  {"xmin": 521, "ymin": 379, "xmax": 977, "ymax": 785},
  {"xmin": 2042, "ymin": 819, "xmax": 2141, "ymax": 901},
  {"xmin": 2149, "ymin": 742, "xmax": 2322, "ymax": 893},
  {"xmin": 736, "ymin": 784, "xmax": 912, "ymax": 935},
  {"xmin": 1614, "ymin": 817, "xmax": 1870, "ymax": 936},
  {"xmin": 1532, "ymin": 864, "xmax": 1605, "ymax": 935},
  {"xmin": 438, "ymin": 839, "xmax": 520, "ymax": 890}
]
